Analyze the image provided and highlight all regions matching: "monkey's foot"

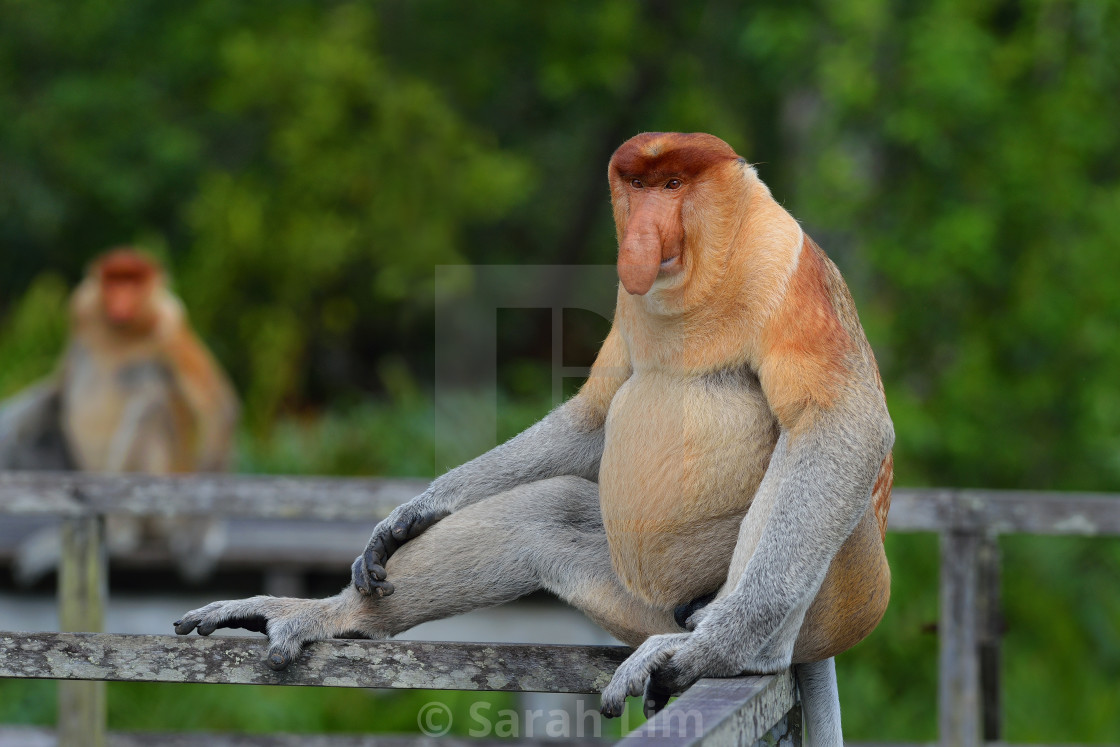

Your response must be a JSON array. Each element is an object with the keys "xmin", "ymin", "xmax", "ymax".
[
  {"xmin": 600, "ymin": 632, "xmax": 691, "ymax": 718},
  {"xmin": 601, "ymin": 627, "xmax": 769, "ymax": 719},
  {"xmin": 352, "ymin": 500, "xmax": 446, "ymax": 597},
  {"xmin": 174, "ymin": 595, "xmax": 358, "ymax": 671}
]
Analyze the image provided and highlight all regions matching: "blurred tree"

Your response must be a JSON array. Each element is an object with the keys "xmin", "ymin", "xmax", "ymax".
[{"xmin": 0, "ymin": 1, "xmax": 531, "ymax": 429}]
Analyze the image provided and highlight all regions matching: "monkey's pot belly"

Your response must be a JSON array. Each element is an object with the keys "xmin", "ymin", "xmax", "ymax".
[{"xmin": 599, "ymin": 371, "xmax": 778, "ymax": 608}]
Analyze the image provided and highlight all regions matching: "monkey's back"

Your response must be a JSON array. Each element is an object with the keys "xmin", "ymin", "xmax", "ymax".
[{"xmin": 599, "ymin": 367, "xmax": 779, "ymax": 609}]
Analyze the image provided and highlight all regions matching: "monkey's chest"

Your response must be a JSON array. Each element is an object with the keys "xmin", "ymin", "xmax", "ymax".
[
  {"xmin": 62, "ymin": 347, "xmax": 187, "ymax": 472},
  {"xmin": 598, "ymin": 370, "xmax": 779, "ymax": 608}
]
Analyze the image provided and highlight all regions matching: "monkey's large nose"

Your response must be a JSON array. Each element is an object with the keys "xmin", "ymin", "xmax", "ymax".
[{"xmin": 618, "ymin": 226, "xmax": 662, "ymax": 295}]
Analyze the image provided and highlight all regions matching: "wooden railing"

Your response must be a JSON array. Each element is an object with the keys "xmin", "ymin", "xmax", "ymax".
[
  {"xmin": 0, "ymin": 472, "xmax": 801, "ymax": 747},
  {"xmin": 1, "ymin": 473, "xmax": 1118, "ymax": 746}
]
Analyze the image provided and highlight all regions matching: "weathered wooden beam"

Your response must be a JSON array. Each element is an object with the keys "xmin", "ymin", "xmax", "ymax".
[
  {"xmin": 57, "ymin": 518, "xmax": 107, "ymax": 747},
  {"xmin": 938, "ymin": 531, "xmax": 981, "ymax": 747},
  {"xmin": 888, "ymin": 488, "xmax": 1120, "ymax": 535},
  {"xmin": 0, "ymin": 632, "xmax": 630, "ymax": 694},
  {"xmin": 0, "ymin": 472, "xmax": 427, "ymax": 521},
  {"xmin": 4, "ymin": 473, "xmax": 1119, "ymax": 536},
  {"xmin": 965, "ymin": 489, "xmax": 1120, "ymax": 536},
  {"xmin": 620, "ymin": 672, "xmax": 798, "ymax": 746}
]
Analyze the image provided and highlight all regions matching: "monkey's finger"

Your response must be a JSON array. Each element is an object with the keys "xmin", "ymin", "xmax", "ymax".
[
  {"xmin": 265, "ymin": 636, "xmax": 305, "ymax": 672},
  {"xmin": 393, "ymin": 510, "xmax": 442, "ymax": 541},
  {"xmin": 352, "ymin": 555, "xmax": 395, "ymax": 597},
  {"xmin": 174, "ymin": 601, "xmax": 230, "ymax": 635},
  {"xmin": 598, "ymin": 696, "xmax": 626, "ymax": 719},
  {"xmin": 363, "ymin": 534, "xmax": 399, "ymax": 569}
]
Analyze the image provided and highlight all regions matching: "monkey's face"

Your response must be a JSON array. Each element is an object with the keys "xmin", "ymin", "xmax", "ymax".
[
  {"xmin": 609, "ymin": 133, "xmax": 742, "ymax": 297},
  {"xmin": 91, "ymin": 250, "xmax": 162, "ymax": 334}
]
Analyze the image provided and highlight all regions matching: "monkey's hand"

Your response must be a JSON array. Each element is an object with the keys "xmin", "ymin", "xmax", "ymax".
[
  {"xmin": 352, "ymin": 495, "xmax": 447, "ymax": 597},
  {"xmin": 174, "ymin": 594, "xmax": 359, "ymax": 671},
  {"xmin": 601, "ymin": 599, "xmax": 786, "ymax": 718}
]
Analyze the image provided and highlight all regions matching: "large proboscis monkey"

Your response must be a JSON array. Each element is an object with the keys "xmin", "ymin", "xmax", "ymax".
[
  {"xmin": 174, "ymin": 133, "xmax": 893, "ymax": 745},
  {"xmin": 0, "ymin": 249, "xmax": 240, "ymax": 579}
]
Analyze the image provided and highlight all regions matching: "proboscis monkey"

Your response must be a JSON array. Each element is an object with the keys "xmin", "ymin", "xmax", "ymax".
[
  {"xmin": 174, "ymin": 133, "xmax": 893, "ymax": 745},
  {"xmin": 0, "ymin": 249, "xmax": 240, "ymax": 579}
]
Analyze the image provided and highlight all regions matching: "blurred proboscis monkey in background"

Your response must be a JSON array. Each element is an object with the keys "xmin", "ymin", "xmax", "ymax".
[
  {"xmin": 173, "ymin": 133, "xmax": 893, "ymax": 745},
  {"xmin": 0, "ymin": 248, "xmax": 240, "ymax": 581}
]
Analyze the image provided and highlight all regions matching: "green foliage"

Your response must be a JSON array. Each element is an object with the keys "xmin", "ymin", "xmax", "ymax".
[
  {"xmin": 0, "ymin": 678, "xmax": 516, "ymax": 736},
  {"xmin": 0, "ymin": 273, "xmax": 69, "ymax": 397}
]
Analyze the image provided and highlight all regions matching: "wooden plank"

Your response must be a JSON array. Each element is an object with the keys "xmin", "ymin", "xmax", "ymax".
[
  {"xmin": 0, "ymin": 472, "xmax": 428, "ymax": 521},
  {"xmin": 0, "ymin": 474, "xmax": 84, "ymax": 516},
  {"xmin": 888, "ymin": 488, "xmax": 1120, "ymax": 535},
  {"xmin": 0, "ymin": 632, "xmax": 631, "ymax": 694},
  {"xmin": 886, "ymin": 489, "xmax": 956, "ymax": 533},
  {"xmin": 57, "ymin": 518, "xmax": 107, "ymax": 747},
  {"xmin": 619, "ymin": 673, "xmax": 797, "ymax": 747},
  {"xmin": 3, "ymin": 474, "xmax": 1119, "ymax": 535},
  {"xmin": 938, "ymin": 531, "xmax": 980, "ymax": 747},
  {"xmin": 967, "ymin": 490, "xmax": 1120, "ymax": 536},
  {"xmin": 977, "ymin": 534, "xmax": 1002, "ymax": 742}
]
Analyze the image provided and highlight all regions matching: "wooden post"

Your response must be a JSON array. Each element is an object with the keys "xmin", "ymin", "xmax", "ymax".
[
  {"xmin": 58, "ymin": 516, "xmax": 107, "ymax": 747},
  {"xmin": 939, "ymin": 529, "xmax": 981, "ymax": 747},
  {"xmin": 977, "ymin": 533, "xmax": 1002, "ymax": 741}
]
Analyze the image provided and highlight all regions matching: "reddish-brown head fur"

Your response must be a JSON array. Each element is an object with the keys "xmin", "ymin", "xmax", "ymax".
[
  {"xmin": 609, "ymin": 133, "xmax": 743, "ymax": 296},
  {"xmin": 93, "ymin": 249, "xmax": 162, "ymax": 328}
]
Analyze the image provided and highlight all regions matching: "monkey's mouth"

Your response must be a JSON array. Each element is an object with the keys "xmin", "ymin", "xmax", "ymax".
[{"xmin": 660, "ymin": 255, "xmax": 682, "ymax": 271}]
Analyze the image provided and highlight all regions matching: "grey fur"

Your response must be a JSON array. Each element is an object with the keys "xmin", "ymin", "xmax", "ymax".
[
  {"xmin": 0, "ymin": 381, "xmax": 74, "ymax": 470},
  {"xmin": 351, "ymin": 403, "xmax": 606, "ymax": 595},
  {"xmin": 177, "ymin": 476, "xmax": 678, "ymax": 668},
  {"xmin": 796, "ymin": 658, "xmax": 843, "ymax": 745}
]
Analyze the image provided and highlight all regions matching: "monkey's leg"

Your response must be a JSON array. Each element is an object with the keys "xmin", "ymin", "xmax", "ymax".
[{"xmin": 175, "ymin": 476, "xmax": 676, "ymax": 669}]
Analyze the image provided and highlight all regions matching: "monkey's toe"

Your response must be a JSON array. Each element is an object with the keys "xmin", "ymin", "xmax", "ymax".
[{"xmin": 266, "ymin": 648, "xmax": 292, "ymax": 671}]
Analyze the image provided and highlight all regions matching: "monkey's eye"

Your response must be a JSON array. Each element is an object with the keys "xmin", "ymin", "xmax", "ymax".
[
  {"xmin": 630, "ymin": 179, "xmax": 644, "ymax": 189},
  {"xmin": 665, "ymin": 179, "xmax": 682, "ymax": 190}
]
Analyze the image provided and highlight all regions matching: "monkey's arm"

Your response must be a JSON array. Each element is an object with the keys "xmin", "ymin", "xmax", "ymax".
[
  {"xmin": 0, "ymin": 379, "xmax": 74, "ymax": 470},
  {"xmin": 352, "ymin": 325, "xmax": 631, "ymax": 596},
  {"xmin": 161, "ymin": 323, "xmax": 240, "ymax": 472}
]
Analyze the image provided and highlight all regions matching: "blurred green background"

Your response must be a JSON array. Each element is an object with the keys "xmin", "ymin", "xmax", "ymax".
[{"xmin": 1, "ymin": 0, "xmax": 1119, "ymax": 741}]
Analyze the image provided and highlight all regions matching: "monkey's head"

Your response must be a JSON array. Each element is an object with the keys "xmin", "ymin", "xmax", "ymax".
[
  {"xmin": 74, "ymin": 249, "xmax": 166, "ymax": 336},
  {"xmin": 608, "ymin": 133, "xmax": 747, "ymax": 297}
]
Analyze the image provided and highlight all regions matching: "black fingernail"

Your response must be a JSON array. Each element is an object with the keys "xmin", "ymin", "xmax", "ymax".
[{"xmin": 267, "ymin": 650, "xmax": 290, "ymax": 671}]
